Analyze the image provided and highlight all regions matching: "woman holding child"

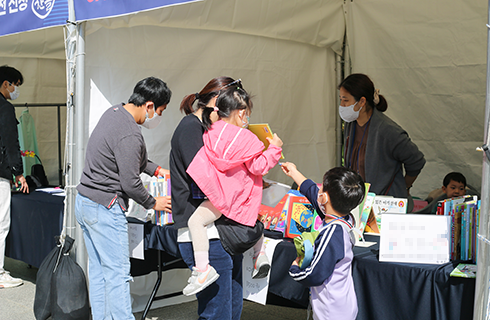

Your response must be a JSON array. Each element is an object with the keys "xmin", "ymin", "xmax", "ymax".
[
  {"xmin": 339, "ymin": 73, "xmax": 426, "ymax": 201},
  {"xmin": 170, "ymin": 76, "xmax": 281, "ymax": 319}
]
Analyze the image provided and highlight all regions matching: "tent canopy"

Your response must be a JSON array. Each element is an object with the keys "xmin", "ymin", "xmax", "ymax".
[{"xmin": 0, "ymin": 0, "xmax": 486, "ymax": 202}]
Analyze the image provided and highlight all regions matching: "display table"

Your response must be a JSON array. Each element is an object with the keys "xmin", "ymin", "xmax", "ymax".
[
  {"xmin": 352, "ymin": 235, "xmax": 475, "ymax": 320},
  {"xmin": 6, "ymin": 191, "xmax": 64, "ymax": 268},
  {"xmin": 6, "ymin": 192, "xmax": 475, "ymax": 320},
  {"xmin": 266, "ymin": 233, "xmax": 476, "ymax": 320}
]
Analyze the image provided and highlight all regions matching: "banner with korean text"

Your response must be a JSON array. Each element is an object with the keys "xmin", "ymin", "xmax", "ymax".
[
  {"xmin": 74, "ymin": 0, "xmax": 200, "ymax": 22},
  {"xmin": 0, "ymin": 0, "xmax": 69, "ymax": 37}
]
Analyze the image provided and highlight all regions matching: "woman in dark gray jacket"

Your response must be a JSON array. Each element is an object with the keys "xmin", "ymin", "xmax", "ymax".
[{"xmin": 339, "ymin": 73, "xmax": 426, "ymax": 201}]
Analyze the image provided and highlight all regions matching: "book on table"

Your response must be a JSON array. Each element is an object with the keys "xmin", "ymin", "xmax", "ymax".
[
  {"xmin": 450, "ymin": 263, "xmax": 477, "ymax": 278},
  {"xmin": 435, "ymin": 195, "xmax": 480, "ymax": 263},
  {"xmin": 284, "ymin": 195, "xmax": 316, "ymax": 238}
]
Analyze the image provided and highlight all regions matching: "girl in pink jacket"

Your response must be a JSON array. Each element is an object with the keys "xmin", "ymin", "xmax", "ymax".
[{"xmin": 183, "ymin": 78, "xmax": 283, "ymax": 296}]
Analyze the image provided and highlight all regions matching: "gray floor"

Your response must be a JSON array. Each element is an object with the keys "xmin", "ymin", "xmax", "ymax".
[{"xmin": 0, "ymin": 257, "xmax": 307, "ymax": 320}]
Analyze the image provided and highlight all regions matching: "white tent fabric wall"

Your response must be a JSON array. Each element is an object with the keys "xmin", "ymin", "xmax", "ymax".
[
  {"xmin": 344, "ymin": 0, "xmax": 488, "ymax": 199},
  {"xmin": 83, "ymin": 2, "xmax": 344, "ymax": 185}
]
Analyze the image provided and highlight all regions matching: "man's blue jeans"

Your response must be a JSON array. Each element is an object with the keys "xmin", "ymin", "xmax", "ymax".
[
  {"xmin": 75, "ymin": 194, "xmax": 135, "ymax": 320},
  {"xmin": 179, "ymin": 240, "xmax": 243, "ymax": 320}
]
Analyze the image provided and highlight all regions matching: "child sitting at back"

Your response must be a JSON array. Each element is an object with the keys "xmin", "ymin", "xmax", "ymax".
[
  {"xmin": 416, "ymin": 172, "xmax": 467, "ymax": 214},
  {"xmin": 281, "ymin": 162, "xmax": 365, "ymax": 320}
]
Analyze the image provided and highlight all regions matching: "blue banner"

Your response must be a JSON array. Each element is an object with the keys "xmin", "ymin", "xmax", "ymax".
[
  {"xmin": 74, "ymin": 0, "xmax": 198, "ymax": 22},
  {"xmin": 0, "ymin": 0, "xmax": 69, "ymax": 37}
]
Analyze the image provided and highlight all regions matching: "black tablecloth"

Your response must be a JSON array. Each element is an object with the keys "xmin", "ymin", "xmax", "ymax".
[
  {"xmin": 353, "ymin": 235, "xmax": 475, "ymax": 320},
  {"xmin": 266, "ymin": 233, "xmax": 476, "ymax": 320},
  {"xmin": 5, "ymin": 192, "xmax": 475, "ymax": 319},
  {"xmin": 128, "ymin": 218, "xmax": 187, "ymax": 277},
  {"xmin": 6, "ymin": 191, "xmax": 64, "ymax": 268}
]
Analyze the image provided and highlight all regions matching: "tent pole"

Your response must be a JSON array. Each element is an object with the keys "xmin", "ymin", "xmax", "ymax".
[
  {"xmin": 473, "ymin": 2, "xmax": 490, "ymax": 319},
  {"xmin": 64, "ymin": 0, "xmax": 76, "ymax": 247},
  {"xmin": 64, "ymin": 0, "xmax": 88, "ymax": 274},
  {"xmin": 337, "ymin": 34, "xmax": 351, "ymax": 167},
  {"xmin": 336, "ymin": 53, "xmax": 343, "ymax": 167},
  {"xmin": 74, "ymin": 22, "xmax": 88, "ymax": 274}
]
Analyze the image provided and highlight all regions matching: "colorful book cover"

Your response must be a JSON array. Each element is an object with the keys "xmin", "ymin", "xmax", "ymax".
[
  {"xmin": 357, "ymin": 183, "xmax": 371, "ymax": 216},
  {"xmin": 248, "ymin": 123, "xmax": 285, "ymax": 159},
  {"xmin": 152, "ymin": 175, "xmax": 173, "ymax": 226},
  {"xmin": 461, "ymin": 204, "xmax": 466, "ymax": 260},
  {"xmin": 372, "ymin": 196, "xmax": 408, "ymax": 214},
  {"xmin": 450, "ymin": 263, "xmax": 477, "ymax": 278},
  {"xmin": 284, "ymin": 196, "xmax": 315, "ymax": 238},
  {"xmin": 258, "ymin": 204, "xmax": 274, "ymax": 229},
  {"xmin": 452, "ymin": 203, "xmax": 464, "ymax": 261},
  {"xmin": 358, "ymin": 192, "xmax": 376, "ymax": 234},
  {"xmin": 267, "ymin": 191, "xmax": 293, "ymax": 233},
  {"xmin": 352, "ymin": 183, "xmax": 371, "ymax": 229},
  {"xmin": 475, "ymin": 200, "xmax": 481, "ymax": 263},
  {"xmin": 271, "ymin": 189, "xmax": 303, "ymax": 235},
  {"xmin": 364, "ymin": 211, "xmax": 380, "ymax": 234},
  {"xmin": 311, "ymin": 210, "xmax": 323, "ymax": 232},
  {"xmin": 274, "ymin": 195, "xmax": 291, "ymax": 234},
  {"xmin": 436, "ymin": 201, "xmax": 444, "ymax": 215}
]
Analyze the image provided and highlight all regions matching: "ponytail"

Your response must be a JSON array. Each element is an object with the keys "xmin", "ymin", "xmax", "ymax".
[
  {"xmin": 179, "ymin": 76, "xmax": 247, "ymax": 130},
  {"xmin": 180, "ymin": 93, "xmax": 198, "ymax": 115},
  {"xmin": 201, "ymin": 106, "xmax": 214, "ymax": 130},
  {"xmin": 375, "ymin": 94, "xmax": 388, "ymax": 112}
]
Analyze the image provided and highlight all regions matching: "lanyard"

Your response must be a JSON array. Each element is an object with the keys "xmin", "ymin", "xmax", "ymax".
[{"xmin": 319, "ymin": 214, "xmax": 353, "ymax": 233}]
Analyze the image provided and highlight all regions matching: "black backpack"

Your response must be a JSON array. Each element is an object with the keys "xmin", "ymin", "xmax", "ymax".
[{"xmin": 26, "ymin": 163, "xmax": 49, "ymax": 190}]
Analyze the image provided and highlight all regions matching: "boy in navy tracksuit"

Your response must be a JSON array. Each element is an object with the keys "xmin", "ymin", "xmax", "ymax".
[{"xmin": 281, "ymin": 163, "xmax": 365, "ymax": 320}]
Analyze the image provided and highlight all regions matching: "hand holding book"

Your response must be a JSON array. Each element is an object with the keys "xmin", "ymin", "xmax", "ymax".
[
  {"xmin": 153, "ymin": 196, "xmax": 172, "ymax": 212},
  {"xmin": 266, "ymin": 133, "xmax": 283, "ymax": 148},
  {"xmin": 248, "ymin": 123, "xmax": 285, "ymax": 159}
]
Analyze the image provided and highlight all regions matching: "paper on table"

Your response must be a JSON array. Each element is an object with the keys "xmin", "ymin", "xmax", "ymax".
[
  {"xmin": 128, "ymin": 223, "xmax": 144, "ymax": 260},
  {"xmin": 355, "ymin": 241, "xmax": 377, "ymax": 248},
  {"xmin": 36, "ymin": 187, "xmax": 64, "ymax": 194},
  {"xmin": 242, "ymin": 238, "xmax": 282, "ymax": 305}
]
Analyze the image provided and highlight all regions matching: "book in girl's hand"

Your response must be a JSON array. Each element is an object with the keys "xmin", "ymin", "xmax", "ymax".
[{"xmin": 248, "ymin": 123, "xmax": 285, "ymax": 159}]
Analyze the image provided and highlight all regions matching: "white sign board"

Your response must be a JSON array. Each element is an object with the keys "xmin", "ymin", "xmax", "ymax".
[{"xmin": 379, "ymin": 214, "xmax": 450, "ymax": 264}]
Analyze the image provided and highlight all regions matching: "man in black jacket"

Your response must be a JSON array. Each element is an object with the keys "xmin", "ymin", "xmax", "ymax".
[{"xmin": 0, "ymin": 65, "xmax": 28, "ymax": 288}]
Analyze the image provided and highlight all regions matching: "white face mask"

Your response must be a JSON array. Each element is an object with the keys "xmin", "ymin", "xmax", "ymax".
[
  {"xmin": 9, "ymin": 84, "xmax": 19, "ymax": 100},
  {"xmin": 339, "ymin": 101, "xmax": 361, "ymax": 123},
  {"xmin": 141, "ymin": 112, "xmax": 162, "ymax": 129},
  {"xmin": 317, "ymin": 192, "xmax": 328, "ymax": 215}
]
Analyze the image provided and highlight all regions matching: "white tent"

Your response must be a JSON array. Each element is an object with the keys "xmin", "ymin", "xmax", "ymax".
[
  {"xmin": 1, "ymin": 0, "xmax": 489, "ymax": 315},
  {"xmin": 1, "ymin": 0, "xmax": 486, "ymax": 201}
]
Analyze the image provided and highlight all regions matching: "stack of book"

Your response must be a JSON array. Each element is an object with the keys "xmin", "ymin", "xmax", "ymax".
[
  {"xmin": 258, "ymin": 189, "xmax": 321, "ymax": 238},
  {"xmin": 258, "ymin": 183, "xmax": 372, "ymax": 239},
  {"xmin": 149, "ymin": 174, "xmax": 173, "ymax": 226},
  {"xmin": 436, "ymin": 195, "xmax": 480, "ymax": 262}
]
